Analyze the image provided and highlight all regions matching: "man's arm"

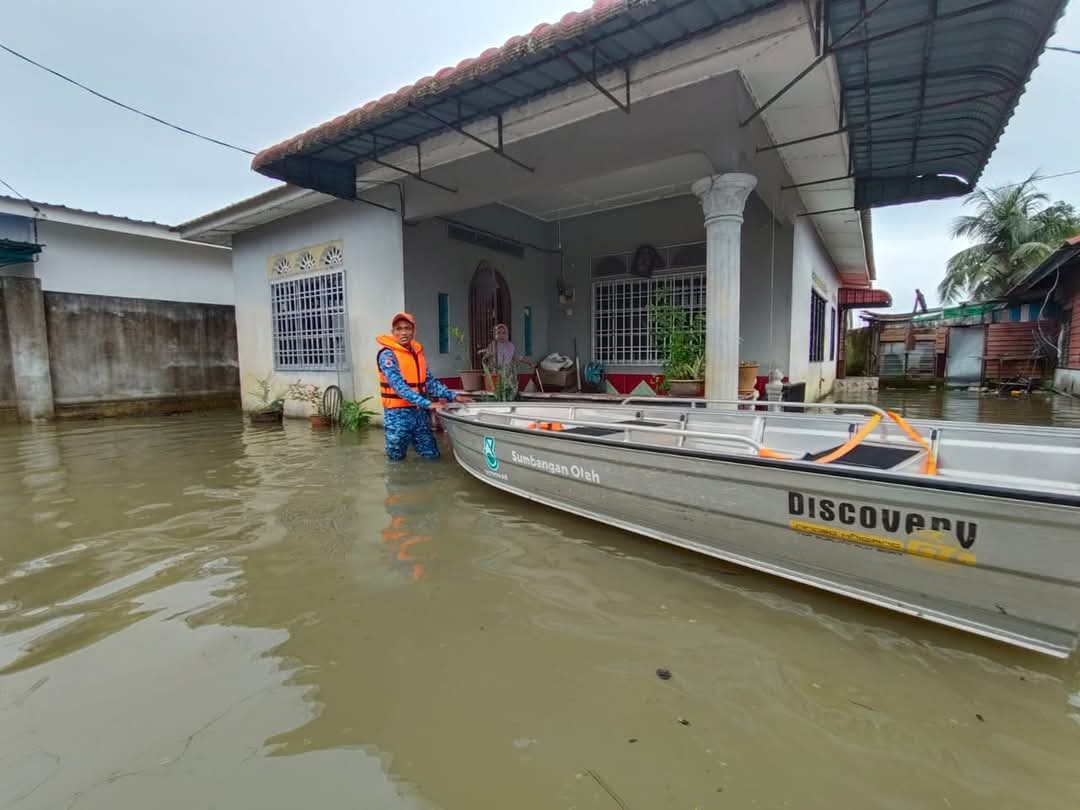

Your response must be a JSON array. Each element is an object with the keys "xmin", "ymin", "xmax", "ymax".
[
  {"xmin": 424, "ymin": 370, "xmax": 457, "ymax": 402},
  {"xmin": 378, "ymin": 349, "xmax": 432, "ymax": 409}
]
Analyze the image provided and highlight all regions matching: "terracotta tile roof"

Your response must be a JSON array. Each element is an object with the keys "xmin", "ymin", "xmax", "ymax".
[{"xmin": 251, "ymin": 0, "xmax": 628, "ymax": 172}]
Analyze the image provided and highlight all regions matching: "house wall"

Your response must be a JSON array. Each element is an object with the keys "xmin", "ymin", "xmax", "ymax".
[
  {"xmin": 1063, "ymin": 279, "xmax": 1080, "ymax": 369},
  {"xmin": 1054, "ymin": 278, "xmax": 1080, "ymax": 394},
  {"xmin": 790, "ymin": 217, "xmax": 843, "ymax": 400},
  {"xmin": 32, "ymin": 219, "xmax": 232, "ymax": 304},
  {"xmin": 44, "ymin": 292, "xmax": 239, "ymax": 416},
  {"xmin": 403, "ymin": 205, "xmax": 556, "ymax": 378},
  {"xmin": 984, "ymin": 320, "xmax": 1059, "ymax": 380},
  {"xmin": 551, "ymin": 192, "xmax": 793, "ymax": 377},
  {"xmin": 231, "ymin": 199, "xmax": 404, "ymax": 417}
]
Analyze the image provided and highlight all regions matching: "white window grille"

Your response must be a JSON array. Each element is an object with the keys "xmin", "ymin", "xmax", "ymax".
[
  {"xmin": 271, "ymin": 270, "xmax": 348, "ymax": 370},
  {"xmin": 593, "ymin": 270, "xmax": 706, "ymax": 366}
]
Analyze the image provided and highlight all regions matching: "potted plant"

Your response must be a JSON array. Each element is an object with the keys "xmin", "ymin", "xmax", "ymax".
[
  {"xmin": 738, "ymin": 360, "xmax": 760, "ymax": 394},
  {"xmin": 649, "ymin": 291, "xmax": 706, "ymax": 397},
  {"xmin": 340, "ymin": 397, "xmax": 377, "ymax": 431},
  {"xmin": 287, "ymin": 380, "xmax": 331, "ymax": 429},
  {"xmin": 248, "ymin": 374, "xmax": 285, "ymax": 424},
  {"xmin": 482, "ymin": 357, "xmax": 520, "ymax": 401},
  {"xmin": 449, "ymin": 326, "xmax": 484, "ymax": 391}
]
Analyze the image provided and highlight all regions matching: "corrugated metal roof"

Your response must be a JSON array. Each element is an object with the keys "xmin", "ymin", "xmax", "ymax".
[
  {"xmin": 1007, "ymin": 236, "xmax": 1080, "ymax": 298},
  {"xmin": 0, "ymin": 193, "xmax": 172, "ymax": 230},
  {"xmin": 251, "ymin": 0, "xmax": 1065, "ymax": 212},
  {"xmin": 829, "ymin": 0, "xmax": 1068, "ymax": 208}
]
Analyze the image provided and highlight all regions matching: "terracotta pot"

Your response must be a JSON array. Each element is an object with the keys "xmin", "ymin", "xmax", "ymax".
[
  {"xmin": 459, "ymin": 370, "xmax": 484, "ymax": 391},
  {"xmin": 667, "ymin": 379, "xmax": 704, "ymax": 398},
  {"xmin": 310, "ymin": 414, "xmax": 332, "ymax": 430},
  {"xmin": 738, "ymin": 362, "xmax": 759, "ymax": 392}
]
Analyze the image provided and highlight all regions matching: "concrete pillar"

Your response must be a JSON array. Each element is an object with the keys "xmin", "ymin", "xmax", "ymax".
[
  {"xmin": 1, "ymin": 276, "xmax": 54, "ymax": 420},
  {"xmin": 691, "ymin": 172, "xmax": 757, "ymax": 401}
]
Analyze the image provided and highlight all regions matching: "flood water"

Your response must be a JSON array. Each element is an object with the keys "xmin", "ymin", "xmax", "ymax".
[{"xmin": 2, "ymin": 390, "xmax": 1079, "ymax": 809}]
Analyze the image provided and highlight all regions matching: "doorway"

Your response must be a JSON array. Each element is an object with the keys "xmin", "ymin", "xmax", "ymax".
[
  {"xmin": 945, "ymin": 326, "xmax": 985, "ymax": 384},
  {"xmin": 468, "ymin": 261, "xmax": 511, "ymax": 368}
]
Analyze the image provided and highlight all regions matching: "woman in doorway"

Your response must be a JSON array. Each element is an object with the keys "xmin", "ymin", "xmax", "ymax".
[{"xmin": 479, "ymin": 323, "xmax": 533, "ymax": 371}]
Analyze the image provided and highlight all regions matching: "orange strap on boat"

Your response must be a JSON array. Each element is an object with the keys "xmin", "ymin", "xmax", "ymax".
[
  {"xmin": 885, "ymin": 410, "xmax": 938, "ymax": 475},
  {"xmin": 812, "ymin": 413, "xmax": 883, "ymax": 464},
  {"xmin": 757, "ymin": 447, "xmax": 793, "ymax": 460}
]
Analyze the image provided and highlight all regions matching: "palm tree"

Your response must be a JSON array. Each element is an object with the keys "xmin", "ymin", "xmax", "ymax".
[{"xmin": 937, "ymin": 174, "xmax": 1080, "ymax": 304}]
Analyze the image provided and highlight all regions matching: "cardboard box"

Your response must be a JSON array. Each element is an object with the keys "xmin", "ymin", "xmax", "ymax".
[{"xmin": 537, "ymin": 366, "xmax": 578, "ymax": 390}]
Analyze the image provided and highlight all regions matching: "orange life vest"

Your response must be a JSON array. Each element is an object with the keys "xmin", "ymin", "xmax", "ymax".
[{"xmin": 376, "ymin": 335, "xmax": 428, "ymax": 409}]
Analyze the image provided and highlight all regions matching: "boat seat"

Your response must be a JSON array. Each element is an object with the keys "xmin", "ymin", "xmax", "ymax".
[
  {"xmin": 801, "ymin": 442, "xmax": 921, "ymax": 470},
  {"xmin": 561, "ymin": 426, "xmax": 624, "ymax": 437}
]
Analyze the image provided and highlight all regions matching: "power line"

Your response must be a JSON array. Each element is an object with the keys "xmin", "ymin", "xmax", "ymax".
[
  {"xmin": 0, "ymin": 174, "xmax": 30, "ymax": 200},
  {"xmin": 1046, "ymin": 45, "xmax": 1080, "ymax": 55},
  {"xmin": 0, "ymin": 42, "xmax": 256, "ymax": 156},
  {"xmin": 1039, "ymin": 168, "xmax": 1080, "ymax": 181}
]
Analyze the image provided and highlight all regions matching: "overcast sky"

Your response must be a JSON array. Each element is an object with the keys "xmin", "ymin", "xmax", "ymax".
[{"xmin": 3, "ymin": 0, "xmax": 1078, "ymax": 313}]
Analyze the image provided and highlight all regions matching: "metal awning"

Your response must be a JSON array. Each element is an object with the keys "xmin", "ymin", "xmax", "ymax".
[
  {"xmin": 251, "ymin": 0, "xmax": 1064, "ymax": 212},
  {"xmin": 839, "ymin": 286, "xmax": 892, "ymax": 308},
  {"xmin": 0, "ymin": 238, "xmax": 42, "ymax": 268},
  {"xmin": 251, "ymin": 0, "xmax": 782, "ymax": 197},
  {"xmin": 827, "ymin": 0, "xmax": 1067, "ymax": 208}
]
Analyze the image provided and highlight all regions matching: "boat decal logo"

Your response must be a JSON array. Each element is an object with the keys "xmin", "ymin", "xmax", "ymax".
[
  {"xmin": 787, "ymin": 491, "xmax": 977, "ymax": 566},
  {"xmin": 483, "ymin": 436, "xmax": 499, "ymax": 471}
]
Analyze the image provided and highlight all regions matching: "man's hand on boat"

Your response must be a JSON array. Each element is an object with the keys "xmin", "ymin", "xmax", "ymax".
[{"xmin": 430, "ymin": 396, "xmax": 472, "ymax": 411}]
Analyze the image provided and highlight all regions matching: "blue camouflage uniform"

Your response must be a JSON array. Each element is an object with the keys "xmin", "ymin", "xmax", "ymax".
[{"xmin": 378, "ymin": 347, "xmax": 458, "ymax": 460}]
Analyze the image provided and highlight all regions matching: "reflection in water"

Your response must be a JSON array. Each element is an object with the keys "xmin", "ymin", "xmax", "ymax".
[{"xmin": 1, "ymin": 403, "xmax": 1079, "ymax": 809}]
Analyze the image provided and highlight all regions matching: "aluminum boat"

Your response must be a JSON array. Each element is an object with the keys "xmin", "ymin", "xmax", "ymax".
[{"xmin": 440, "ymin": 398, "xmax": 1080, "ymax": 658}]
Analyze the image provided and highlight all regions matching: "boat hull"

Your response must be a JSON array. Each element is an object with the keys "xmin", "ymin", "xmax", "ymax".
[{"xmin": 442, "ymin": 414, "xmax": 1080, "ymax": 658}]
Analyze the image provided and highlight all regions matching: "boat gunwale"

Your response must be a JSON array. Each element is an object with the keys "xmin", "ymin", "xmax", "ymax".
[{"xmin": 439, "ymin": 409, "xmax": 1080, "ymax": 510}]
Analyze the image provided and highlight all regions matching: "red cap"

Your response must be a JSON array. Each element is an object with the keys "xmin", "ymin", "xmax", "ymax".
[{"xmin": 391, "ymin": 312, "xmax": 416, "ymax": 327}]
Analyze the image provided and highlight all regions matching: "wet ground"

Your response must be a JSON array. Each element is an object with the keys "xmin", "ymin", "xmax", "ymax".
[{"xmin": 2, "ymin": 390, "xmax": 1079, "ymax": 809}]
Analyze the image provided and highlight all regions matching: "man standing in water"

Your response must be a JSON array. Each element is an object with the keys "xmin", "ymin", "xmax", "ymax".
[{"xmin": 376, "ymin": 312, "xmax": 472, "ymax": 460}]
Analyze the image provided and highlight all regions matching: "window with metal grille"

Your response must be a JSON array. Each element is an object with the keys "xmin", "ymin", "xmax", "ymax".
[
  {"xmin": 809, "ymin": 290, "xmax": 826, "ymax": 362},
  {"xmin": 593, "ymin": 270, "xmax": 706, "ymax": 366},
  {"xmin": 271, "ymin": 270, "xmax": 348, "ymax": 370}
]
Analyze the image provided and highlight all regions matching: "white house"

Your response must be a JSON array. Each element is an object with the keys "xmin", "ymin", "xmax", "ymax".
[
  {"xmin": 0, "ymin": 195, "xmax": 237, "ymax": 421},
  {"xmin": 177, "ymin": 0, "xmax": 1056, "ymax": 417}
]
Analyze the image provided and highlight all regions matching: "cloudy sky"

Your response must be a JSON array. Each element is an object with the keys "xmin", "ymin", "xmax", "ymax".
[{"xmin": 2, "ymin": 0, "xmax": 1078, "ymax": 312}]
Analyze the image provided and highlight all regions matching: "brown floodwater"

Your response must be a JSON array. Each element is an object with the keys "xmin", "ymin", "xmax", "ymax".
[{"xmin": 2, "ymin": 391, "xmax": 1079, "ymax": 809}]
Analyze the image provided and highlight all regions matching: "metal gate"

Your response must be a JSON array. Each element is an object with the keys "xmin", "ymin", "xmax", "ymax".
[{"xmin": 945, "ymin": 326, "xmax": 985, "ymax": 384}]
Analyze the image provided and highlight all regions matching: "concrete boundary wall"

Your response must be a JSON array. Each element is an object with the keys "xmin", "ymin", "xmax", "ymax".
[{"xmin": 44, "ymin": 292, "xmax": 240, "ymax": 418}]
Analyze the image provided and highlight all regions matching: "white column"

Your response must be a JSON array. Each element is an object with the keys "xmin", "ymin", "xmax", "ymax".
[{"xmin": 691, "ymin": 173, "xmax": 757, "ymax": 401}]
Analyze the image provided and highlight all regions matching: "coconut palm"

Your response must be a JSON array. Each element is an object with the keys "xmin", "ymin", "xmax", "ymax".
[{"xmin": 937, "ymin": 175, "xmax": 1080, "ymax": 304}]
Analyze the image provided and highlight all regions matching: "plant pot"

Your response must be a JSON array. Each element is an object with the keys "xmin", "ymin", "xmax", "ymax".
[
  {"xmin": 667, "ymin": 379, "xmax": 704, "ymax": 398},
  {"xmin": 483, "ymin": 371, "xmax": 500, "ymax": 392},
  {"xmin": 310, "ymin": 414, "xmax": 332, "ymax": 430},
  {"xmin": 249, "ymin": 409, "xmax": 282, "ymax": 424},
  {"xmin": 459, "ymin": 370, "xmax": 484, "ymax": 391},
  {"xmin": 738, "ymin": 362, "xmax": 759, "ymax": 392}
]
